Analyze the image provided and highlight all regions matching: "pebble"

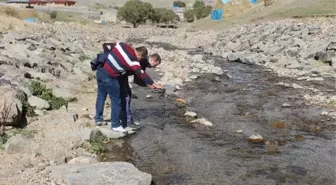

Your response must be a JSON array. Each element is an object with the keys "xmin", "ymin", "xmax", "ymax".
[
  {"xmin": 320, "ymin": 111, "xmax": 329, "ymax": 116},
  {"xmin": 146, "ymin": 95, "xmax": 153, "ymax": 99},
  {"xmin": 189, "ymin": 75, "xmax": 199, "ymax": 79},
  {"xmin": 184, "ymin": 111, "xmax": 197, "ymax": 118},
  {"xmin": 175, "ymin": 85, "xmax": 181, "ymax": 90},
  {"xmin": 248, "ymin": 135, "xmax": 264, "ymax": 143},
  {"xmin": 184, "ymin": 78, "xmax": 192, "ymax": 82},
  {"xmin": 191, "ymin": 118, "xmax": 213, "ymax": 127},
  {"xmin": 235, "ymin": 130, "xmax": 243, "ymax": 133},
  {"xmin": 282, "ymin": 103, "xmax": 291, "ymax": 108},
  {"xmin": 82, "ymin": 108, "xmax": 88, "ymax": 111}
]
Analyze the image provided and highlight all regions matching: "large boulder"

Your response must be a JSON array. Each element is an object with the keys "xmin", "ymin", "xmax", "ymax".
[
  {"xmin": 28, "ymin": 95, "xmax": 50, "ymax": 110},
  {"xmin": 5, "ymin": 134, "xmax": 40, "ymax": 155},
  {"xmin": 49, "ymin": 162, "xmax": 152, "ymax": 185},
  {"xmin": 0, "ymin": 85, "xmax": 25, "ymax": 127}
]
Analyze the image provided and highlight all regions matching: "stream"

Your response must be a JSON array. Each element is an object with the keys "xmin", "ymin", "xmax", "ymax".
[{"xmin": 103, "ymin": 48, "xmax": 336, "ymax": 185}]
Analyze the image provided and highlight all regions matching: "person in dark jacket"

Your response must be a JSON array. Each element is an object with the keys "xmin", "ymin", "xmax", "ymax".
[
  {"xmin": 91, "ymin": 42, "xmax": 162, "ymax": 134},
  {"xmin": 121, "ymin": 53, "xmax": 162, "ymax": 129}
]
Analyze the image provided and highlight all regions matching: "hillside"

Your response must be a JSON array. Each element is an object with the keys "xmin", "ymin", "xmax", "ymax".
[
  {"xmin": 76, "ymin": 0, "xmax": 195, "ymax": 8},
  {"xmin": 195, "ymin": 0, "xmax": 336, "ymax": 30}
]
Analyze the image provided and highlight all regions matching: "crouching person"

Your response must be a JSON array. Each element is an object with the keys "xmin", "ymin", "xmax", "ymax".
[{"xmin": 91, "ymin": 42, "xmax": 162, "ymax": 134}]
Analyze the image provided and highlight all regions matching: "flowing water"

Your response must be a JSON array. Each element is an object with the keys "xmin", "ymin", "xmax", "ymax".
[{"xmin": 104, "ymin": 48, "xmax": 336, "ymax": 185}]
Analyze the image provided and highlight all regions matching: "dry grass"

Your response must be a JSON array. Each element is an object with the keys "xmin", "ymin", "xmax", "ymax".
[
  {"xmin": 195, "ymin": 0, "xmax": 336, "ymax": 30},
  {"xmin": 0, "ymin": 5, "xmax": 41, "ymax": 32}
]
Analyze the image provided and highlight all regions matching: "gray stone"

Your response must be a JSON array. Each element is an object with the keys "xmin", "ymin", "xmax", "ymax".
[
  {"xmin": 189, "ymin": 75, "xmax": 199, "ymax": 79},
  {"xmin": 49, "ymin": 162, "xmax": 152, "ymax": 185},
  {"xmin": 5, "ymin": 134, "xmax": 40, "ymax": 155},
  {"xmin": 282, "ymin": 103, "xmax": 291, "ymax": 108},
  {"xmin": 28, "ymin": 96, "xmax": 50, "ymax": 110},
  {"xmin": 68, "ymin": 156, "xmax": 99, "ymax": 165},
  {"xmin": 99, "ymin": 128, "xmax": 127, "ymax": 139},
  {"xmin": 227, "ymin": 53, "xmax": 240, "ymax": 62},
  {"xmin": 146, "ymin": 94, "xmax": 153, "ymax": 99},
  {"xmin": 326, "ymin": 41, "xmax": 336, "ymax": 51}
]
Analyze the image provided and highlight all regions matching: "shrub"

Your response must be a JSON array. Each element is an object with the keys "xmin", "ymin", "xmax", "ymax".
[
  {"xmin": 193, "ymin": 0, "xmax": 205, "ymax": 9},
  {"xmin": 173, "ymin": 1, "xmax": 186, "ymax": 7},
  {"xmin": 118, "ymin": 0, "xmax": 154, "ymax": 28},
  {"xmin": 184, "ymin": 9, "xmax": 195, "ymax": 22},
  {"xmin": 50, "ymin": 11, "xmax": 57, "ymax": 19},
  {"xmin": 194, "ymin": 5, "xmax": 212, "ymax": 20},
  {"xmin": 29, "ymin": 81, "xmax": 68, "ymax": 110},
  {"xmin": 152, "ymin": 8, "xmax": 180, "ymax": 24}
]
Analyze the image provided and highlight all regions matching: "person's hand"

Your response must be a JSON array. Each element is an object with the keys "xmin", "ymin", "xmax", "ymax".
[{"xmin": 148, "ymin": 83, "xmax": 163, "ymax": 89}]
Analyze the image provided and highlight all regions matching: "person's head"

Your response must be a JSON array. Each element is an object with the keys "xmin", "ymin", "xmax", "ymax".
[
  {"xmin": 148, "ymin": 53, "xmax": 161, "ymax": 68},
  {"xmin": 135, "ymin": 46, "xmax": 148, "ymax": 60}
]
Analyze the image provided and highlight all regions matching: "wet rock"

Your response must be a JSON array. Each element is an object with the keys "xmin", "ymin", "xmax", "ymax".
[
  {"xmin": 28, "ymin": 96, "xmax": 50, "ymax": 110},
  {"xmin": 49, "ymin": 162, "xmax": 152, "ymax": 185},
  {"xmin": 189, "ymin": 75, "xmax": 199, "ymax": 79},
  {"xmin": 99, "ymin": 127, "xmax": 127, "ymax": 139},
  {"xmin": 68, "ymin": 156, "xmax": 99, "ymax": 165},
  {"xmin": 235, "ymin": 130, "xmax": 243, "ymax": 133},
  {"xmin": 282, "ymin": 103, "xmax": 291, "ymax": 108},
  {"xmin": 191, "ymin": 118, "xmax": 213, "ymax": 127},
  {"xmin": 248, "ymin": 135, "xmax": 264, "ymax": 143},
  {"xmin": 184, "ymin": 111, "xmax": 197, "ymax": 118},
  {"xmin": 146, "ymin": 95, "xmax": 152, "ymax": 99},
  {"xmin": 5, "ymin": 134, "xmax": 40, "ymax": 155}
]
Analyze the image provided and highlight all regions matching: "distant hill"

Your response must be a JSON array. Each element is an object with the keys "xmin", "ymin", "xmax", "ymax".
[{"xmin": 76, "ymin": 0, "xmax": 196, "ymax": 8}]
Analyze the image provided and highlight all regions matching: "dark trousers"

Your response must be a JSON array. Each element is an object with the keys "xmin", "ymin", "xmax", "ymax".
[{"xmin": 119, "ymin": 76, "xmax": 133, "ymax": 127}]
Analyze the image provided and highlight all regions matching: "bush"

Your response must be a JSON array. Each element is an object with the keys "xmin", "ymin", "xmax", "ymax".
[
  {"xmin": 50, "ymin": 11, "xmax": 57, "ymax": 19},
  {"xmin": 193, "ymin": 0, "xmax": 205, "ymax": 9},
  {"xmin": 29, "ymin": 81, "xmax": 68, "ymax": 110},
  {"xmin": 151, "ymin": 8, "xmax": 180, "ymax": 24},
  {"xmin": 173, "ymin": 0, "xmax": 186, "ymax": 7},
  {"xmin": 184, "ymin": 9, "xmax": 195, "ymax": 22},
  {"xmin": 194, "ymin": 5, "xmax": 212, "ymax": 20},
  {"xmin": 118, "ymin": 0, "xmax": 154, "ymax": 28}
]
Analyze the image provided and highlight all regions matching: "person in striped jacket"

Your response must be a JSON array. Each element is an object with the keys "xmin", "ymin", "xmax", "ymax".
[{"xmin": 91, "ymin": 42, "xmax": 162, "ymax": 134}]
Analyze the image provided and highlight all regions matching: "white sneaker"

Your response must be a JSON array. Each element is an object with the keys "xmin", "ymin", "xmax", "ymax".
[
  {"xmin": 133, "ymin": 120, "xmax": 140, "ymax": 125},
  {"xmin": 112, "ymin": 126, "xmax": 128, "ymax": 134}
]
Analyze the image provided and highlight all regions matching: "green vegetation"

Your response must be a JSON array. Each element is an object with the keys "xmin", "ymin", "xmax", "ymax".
[
  {"xmin": 118, "ymin": 0, "xmax": 180, "ymax": 27},
  {"xmin": 184, "ymin": 9, "xmax": 195, "ymax": 23},
  {"xmin": 173, "ymin": 0, "xmax": 186, "ymax": 7},
  {"xmin": 85, "ymin": 135, "xmax": 108, "ymax": 155},
  {"xmin": 151, "ymin": 8, "xmax": 180, "ymax": 23},
  {"xmin": 29, "ymin": 81, "xmax": 68, "ymax": 110},
  {"xmin": 118, "ymin": 0, "xmax": 153, "ymax": 28},
  {"xmin": 50, "ymin": 11, "xmax": 57, "ymax": 19}
]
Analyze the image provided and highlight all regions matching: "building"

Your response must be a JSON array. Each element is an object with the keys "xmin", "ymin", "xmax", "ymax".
[
  {"xmin": 172, "ymin": 6, "xmax": 185, "ymax": 21},
  {"xmin": 7, "ymin": 0, "xmax": 77, "ymax": 6}
]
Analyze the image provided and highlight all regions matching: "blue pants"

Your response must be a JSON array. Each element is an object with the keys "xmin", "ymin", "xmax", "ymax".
[{"xmin": 94, "ymin": 70, "xmax": 124, "ymax": 128}]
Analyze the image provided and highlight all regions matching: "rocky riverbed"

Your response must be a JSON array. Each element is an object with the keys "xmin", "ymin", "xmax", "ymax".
[{"xmin": 0, "ymin": 16, "xmax": 335, "ymax": 185}]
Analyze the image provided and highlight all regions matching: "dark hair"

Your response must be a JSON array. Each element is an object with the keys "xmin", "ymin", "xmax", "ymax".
[
  {"xmin": 102, "ymin": 43, "xmax": 115, "ymax": 52},
  {"xmin": 149, "ymin": 53, "xmax": 161, "ymax": 63},
  {"xmin": 135, "ymin": 46, "xmax": 148, "ymax": 58}
]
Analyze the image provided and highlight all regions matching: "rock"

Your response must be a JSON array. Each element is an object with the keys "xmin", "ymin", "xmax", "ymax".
[
  {"xmin": 28, "ymin": 96, "xmax": 50, "ymax": 110},
  {"xmin": 189, "ymin": 75, "xmax": 199, "ymax": 79},
  {"xmin": 227, "ymin": 53, "xmax": 240, "ymax": 62},
  {"xmin": 235, "ymin": 130, "xmax": 243, "ymax": 133},
  {"xmin": 248, "ymin": 135, "xmax": 264, "ymax": 143},
  {"xmin": 5, "ymin": 134, "xmax": 40, "ymax": 155},
  {"xmin": 320, "ymin": 111, "xmax": 329, "ymax": 116},
  {"xmin": 292, "ymin": 83, "xmax": 303, "ymax": 89},
  {"xmin": 34, "ymin": 109, "xmax": 45, "ymax": 116},
  {"xmin": 282, "ymin": 103, "xmax": 291, "ymax": 108},
  {"xmin": 0, "ymin": 85, "xmax": 24, "ymax": 127},
  {"xmin": 99, "ymin": 127, "xmax": 127, "ymax": 139},
  {"xmin": 210, "ymin": 66, "xmax": 224, "ymax": 75},
  {"xmin": 191, "ymin": 118, "xmax": 213, "ymax": 127},
  {"xmin": 146, "ymin": 95, "xmax": 152, "ymax": 99},
  {"xmin": 163, "ymin": 84, "xmax": 177, "ymax": 95},
  {"xmin": 314, "ymin": 51, "xmax": 333, "ymax": 62},
  {"xmin": 68, "ymin": 156, "xmax": 99, "ymax": 165},
  {"xmin": 326, "ymin": 41, "xmax": 336, "ymax": 51},
  {"xmin": 184, "ymin": 111, "xmax": 197, "ymax": 118},
  {"xmin": 49, "ymin": 162, "xmax": 152, "ymax": 185}
]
